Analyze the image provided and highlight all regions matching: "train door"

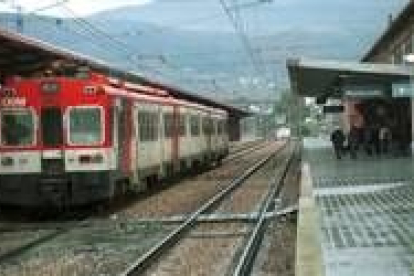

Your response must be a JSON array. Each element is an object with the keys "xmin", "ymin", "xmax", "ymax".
[
  {"xmin": 205, "ymin": 114, "xmax": 212, "ymax": 159},
  {"xmin": 117, "ymin": 99, "xmax": 132, "ymax": 176},
  {"xmin": 39, "ymin": 107, "xmax": 68, "ymax": 204},
  {"xmin": 172, "ymin": 105, "xmax": 179, "ymax": 171},
  {"xmin": 158, "ymin": 106, "xmax": 165, "ymax": 176},
  {"xmin": 112, "ymin": 104, "xmax": 120, "ymax": 173},
  {"xmin": 40, "ymin": 107, "xmax": 64, "ymax": 174}
]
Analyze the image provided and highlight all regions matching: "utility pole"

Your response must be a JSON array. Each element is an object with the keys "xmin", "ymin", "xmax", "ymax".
[
  {"xmin": 8, "ymin": 0, "xmax": 23, "ymax": 32},
  {"xmin": 15, "ymin": 4, "xmax": 23, "ymax": 32}
]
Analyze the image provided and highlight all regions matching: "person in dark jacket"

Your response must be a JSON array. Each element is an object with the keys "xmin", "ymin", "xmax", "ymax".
[
  {"xmin": 348, "ymin": 126, "xmax": 359, "ymax": 159},
  {"xmin": 330, "ymin": 128, "xmax": 345, "ymax": 159}
]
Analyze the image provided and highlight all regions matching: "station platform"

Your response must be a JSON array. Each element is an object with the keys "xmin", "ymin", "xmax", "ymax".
[{"xmin": 296, "ymin": 138, "xmax": 414, "ymax": 276}]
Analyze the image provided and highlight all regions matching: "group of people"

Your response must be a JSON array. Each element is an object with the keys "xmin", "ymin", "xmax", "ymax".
[{"xmin": 330, "ymin": 124, "xmax": 398, "ymax": 160}]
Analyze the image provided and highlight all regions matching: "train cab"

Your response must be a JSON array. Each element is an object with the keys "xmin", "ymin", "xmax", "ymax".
[{"xmin": 0, "ymin": 72, "xmax": 115, "ymax": 206}]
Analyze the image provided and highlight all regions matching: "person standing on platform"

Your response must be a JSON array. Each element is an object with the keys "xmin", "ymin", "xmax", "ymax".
[
  {"xmin": 363, "ymin": 126, "xmax": 373, "ymax": 156},
  {"xmin": 330, "ymin": 128, "xmax": 345, "ymax": 159},
  {"xmin": 372, "ymin": 124, "xmax": 381, "ymax": 155},
  {"xmin": 348, "ymin": 125, "xmax": 359, "ymax": 159},
  {"xmin": 379, "ymin": 125, "xmax": 391, "ymax": 155}
]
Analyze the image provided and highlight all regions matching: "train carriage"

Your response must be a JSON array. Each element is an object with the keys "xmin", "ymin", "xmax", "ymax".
[{"xmin": 0, "ymin": 71, "xmax": 229, "ymax": 207}]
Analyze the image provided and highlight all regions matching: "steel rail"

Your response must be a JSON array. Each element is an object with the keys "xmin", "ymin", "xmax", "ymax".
[
  {"xmin": 119, "ymin": 141, "xmax": 288, "ymax": 276},
  {"xmin": 225, "ymin": 140, "xmax": 270, "ymax": 163},
  {"xmin": 128, "ymin": 205, "xmax": 298, "ymax": 224},
  {"xmin": 0, "ymin": 203, "xmax": 123, "ymax": 264},
  {"xmin": 229, "ymin": 139, "xmax": 264, "ymax": 155},
  {"xmin": 232, "ymin": 142, "xmax": 300, "ymax": 276},
  {"xmin": 0, "ymin": 215, "xmax": 89, "ymax": 264}
]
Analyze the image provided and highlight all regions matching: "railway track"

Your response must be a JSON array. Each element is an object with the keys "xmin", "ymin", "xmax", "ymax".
[
  {"xmin": 229, "ymin": 139, "xmax": 264, "ymax": 155},
  {"xmin": 232, "ymin": 143, "xmax": 300, "ymax": 275},
  {"xmin": 120, "ymin": 140, "xmax": 299, "ymax": 276},
  {"xmin": 225, "ymin": 139, "xmax": 269, "ymax": 163},
  {"xmin": 0, "ymin": 140, "xmax": 286, "ymax": 275}
]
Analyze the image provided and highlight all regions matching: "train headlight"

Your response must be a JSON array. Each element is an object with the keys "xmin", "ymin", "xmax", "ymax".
[
  {"xmin": 1, "ymin": 157, "xmax": 13, "ymax": 166},
  {"xmin": 84, "ymin": 86, "xmax": 98, "ymax": 95}
]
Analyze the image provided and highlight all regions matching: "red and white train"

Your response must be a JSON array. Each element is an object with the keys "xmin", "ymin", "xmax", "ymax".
[{"xmin": 0, "ymin": 70, "xmax": 229, "ymax": 206}]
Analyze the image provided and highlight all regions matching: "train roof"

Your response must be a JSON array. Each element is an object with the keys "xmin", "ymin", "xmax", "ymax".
[{"xmin": 0, "ymin": 26, "xmax": 249, "ymax": 118}]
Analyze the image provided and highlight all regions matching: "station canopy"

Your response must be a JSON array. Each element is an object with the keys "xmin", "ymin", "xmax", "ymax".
[
  {"xmin": 0, "ymin": 27, "xmax": 249, "ymax": 117},
  {"xmin": 287, "ymin": 58, "xmax": 412, "ymax": 99}
]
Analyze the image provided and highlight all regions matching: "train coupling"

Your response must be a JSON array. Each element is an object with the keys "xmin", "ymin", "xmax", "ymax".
[{"xmin": 38, "ymin": 177, "xmax": 71, "ymax": 207}]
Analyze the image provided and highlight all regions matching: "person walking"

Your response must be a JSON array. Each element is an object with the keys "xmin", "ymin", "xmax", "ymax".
[{"xmin": 330, "ymin": 128, "xmax": 345, "ymax": 159}]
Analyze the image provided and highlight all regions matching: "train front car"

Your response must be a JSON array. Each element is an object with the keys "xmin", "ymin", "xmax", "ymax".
[{"xmin": 0, "ymin": 73, "xmax": 114, "ymax": 207}]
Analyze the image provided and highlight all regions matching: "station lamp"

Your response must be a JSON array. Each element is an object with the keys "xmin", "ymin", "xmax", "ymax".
[{"xmin": 403, "ymin": 53, "xmax": 414, "ymax": 63}]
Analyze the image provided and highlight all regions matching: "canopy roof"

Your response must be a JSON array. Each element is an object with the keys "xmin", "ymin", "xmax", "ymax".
[{"xmin": 287, "ymin": 58, "xmax": 411, "ymax": 98}]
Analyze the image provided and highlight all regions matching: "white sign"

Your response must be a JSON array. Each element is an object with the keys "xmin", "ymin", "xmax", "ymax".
[
  {"xmin": 0, "ymin": 97, "xmax": 27, "ymax": 107},
  {"xmin": 344, "ymin": 89, "xmax": 383, "ymax": 98},
  {"xmin": 392, "ymin": 82, "xmax": 413, "ymax": 97}
]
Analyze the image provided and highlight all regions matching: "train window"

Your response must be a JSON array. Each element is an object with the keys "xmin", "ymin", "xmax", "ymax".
[
  {"xmin": 152, "ymin": 112, "xmax": 159, "ymax": 140},
  {"xmin": 190, "ymin": 115, "xmax": 200, "ymax": 136},
  {"xmin": 139, "ymin": 111, "xmax": 158, "ymax": 141},
  {"xmin": 74, "ymin": 70, "xmax": 89, "ymax": 79},
  {"xmin": 69, "ymin": 107, "xmax": 103, "ymax": 145},
  {"xmin": 203, "ymin": 117, "xmax": 212, "ymax": 135},
  {"xmin": 164, "ymin": 113, "xmax": 174, "ymax": 138},
  {"xmin": 138, "ymin": 111, "xmax": 148, "ymax": 141},
  {"xmin": 0, "ymin": 109, "xmax": 35, "ymax": 146}
]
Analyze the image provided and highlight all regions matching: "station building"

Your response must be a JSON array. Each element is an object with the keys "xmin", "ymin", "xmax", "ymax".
[
  {"xmin": 289, "ymin": 2, "xmax": 414, "ymax": 276},
  {"xmin": 288, "ymin": 1, "xmax": 414, "ymax": 150}
]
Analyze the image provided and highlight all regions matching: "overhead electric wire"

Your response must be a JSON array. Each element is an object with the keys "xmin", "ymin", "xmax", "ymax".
[
  {"xmin": 26, "ymin": 15, "xmax": 123, "ymax": 62},
  {"xmin": 240, "ymin": 3, "xmax": 275, "ymax": 93},
  {"xmin": 17, "ymin": 2, "xmax": 181, "ymax": 81},
  {"xmin": 2, "ymin": 1, "xmax": 273, "ymax": 97},
  {"xmin": 0, "ymin": 7, "xmax": 111, "ymax": 59},
  {"xmin": 217, "ymin": 0, "xmax": 266, "ymax": 81},
  {"xmin": 27, "ymin": 15, "xmax": 167, "ymax": 79},
  {"xmin": 59, "ymin": 5, "xmax": 169, "ymax": 77},
  {"xmin": 58, "ymin": 4, "xmax": 225, "ymax": 92},
  {"xmin": 141, "ymin": 0, "xmax": 270, "ymax": 32},
  {"xmin": 231, "ymin": 0, "xmax": 278, "ymax": 95},
  {"xmin": 27, "ymin": 0, "xmax": 68, "ymax": 14},
  {"xmin": 0, "ymin": 1, "xmax": 159, "ymax": 76},
  {"xmin": 63, "ymin": 1, "xmax": 269, "ymax": 96}
]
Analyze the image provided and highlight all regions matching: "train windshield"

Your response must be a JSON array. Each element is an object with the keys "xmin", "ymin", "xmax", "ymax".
[
  {"xmin": 0, "ymin": 109, "xmax": 35, "ymax": 146},
  {"xmin": 68, "ymin": 106, "xmax": 103, "ymax": 145}
]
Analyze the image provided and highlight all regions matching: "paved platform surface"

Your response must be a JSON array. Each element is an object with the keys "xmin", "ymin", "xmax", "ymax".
[{"xmin": 303, "ymin": 138, "xmax": 414, "ymax": 276}]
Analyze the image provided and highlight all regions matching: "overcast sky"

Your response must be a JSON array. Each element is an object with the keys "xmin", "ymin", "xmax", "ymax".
[{"xmin": 0, "ymin": 0, "xmax": 153, "ymax": 17}]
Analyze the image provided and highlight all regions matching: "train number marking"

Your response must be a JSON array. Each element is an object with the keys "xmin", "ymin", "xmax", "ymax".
[{"xmin": 0, "ymin": 97, "xmax": 27, "ymax": 107}]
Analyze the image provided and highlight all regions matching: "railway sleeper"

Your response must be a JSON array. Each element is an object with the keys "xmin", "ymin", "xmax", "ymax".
[{"xmin": 131, "ymin": 204, "xmax": 298, "ymax": 224}]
